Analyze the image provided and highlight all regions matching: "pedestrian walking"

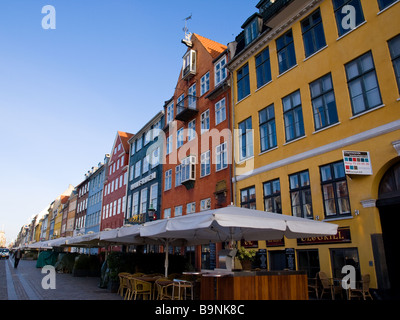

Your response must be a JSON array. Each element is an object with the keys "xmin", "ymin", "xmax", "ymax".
[{"xmin": 13, "ymin": 249, "xmax": 22, "ymax": 268}]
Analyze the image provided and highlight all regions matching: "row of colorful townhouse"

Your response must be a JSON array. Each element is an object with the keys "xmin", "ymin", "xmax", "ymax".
[{"xmin": 14, "ymin": 0, "xmax": 400, "ymax": 297}]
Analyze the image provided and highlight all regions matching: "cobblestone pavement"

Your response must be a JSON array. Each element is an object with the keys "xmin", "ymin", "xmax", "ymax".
[{"xmin": 0, "ymin": 258, "xmax": 122, "ymax": 300}]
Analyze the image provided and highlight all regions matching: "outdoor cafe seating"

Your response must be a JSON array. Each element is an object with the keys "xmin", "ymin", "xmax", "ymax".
[{"xmin": 348, "ymin": 274, "xmax": 373, "ymax": 300}]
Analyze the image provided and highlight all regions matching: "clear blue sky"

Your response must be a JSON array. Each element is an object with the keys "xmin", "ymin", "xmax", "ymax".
[{"xmin": 0, "ymin": 0, "xmax": 257, "ymax": 245}]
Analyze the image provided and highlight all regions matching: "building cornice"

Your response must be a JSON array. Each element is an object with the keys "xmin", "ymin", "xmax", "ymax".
[{"xmin": 227, "ymin": 0, "xmax": 322, "ymax": 71}]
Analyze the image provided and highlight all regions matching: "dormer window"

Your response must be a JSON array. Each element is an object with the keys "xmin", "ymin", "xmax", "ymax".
[
  {"xmin": 245, "ymin": 19, "xmax": 259, "ymax": 46},
  {"xmin": 182, "ymin": 49, "xmax": 197, "ymax": 79}
]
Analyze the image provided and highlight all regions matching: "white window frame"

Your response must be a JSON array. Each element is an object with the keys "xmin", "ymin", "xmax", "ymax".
[
  {"xmin": 215, "ymin": 98, "xmax": 226, "ymax": 125},
  {"xmin": 215, "ymin": 56, "xmax": 227, "ymax": 86},
  {"xmin": 200, "ymin": 72, "xmax": 210, "ymax": 96},
  {"xmin": 149, "ymin": 183, "xmax": 158, "ymax": 210},
  {"xmin": 165, "ymin": 169, "xmax": 172, "ymax": 191},
  {"xmin": 187, "ymin": 202, "xmax": 196, "ymax": 214},
  {"xmin": 201, "ymin": 150, "xmax": 210, "ymax": 177},
  {"xmin": 166, "ymin": 102, "xmax": 174, "ymax": 124},
  {"xmin": 140, "ymin": 188, "xmax": 148, "ymax": 214},
  {"xmin": 188, "ymin": 119, "xmax": 196, "ymax": 141},
  {"xmin": 200, "ymin": 198, "xmax": 211, "ymax": 211},
  {"xmin": 132, "ymin": 192, "xmax": 139, "ymax": 216},
  {"xmin": 135, "ymin": 160, "xmax": 142, "ymax": 178},
  {"xmin": 174, "ymin": 205, "xmax": 183, "ymax": 217},
  {"xmin": 164, "ymin": 208, "xmax": 171, "ymax": 219},
  {"xmin": 201, "ymin": 109, "xmax": 210, "ymax": 134},
  {"xmin": 216, "ymin": 142, "xmax": 228, "ymax": 171}
]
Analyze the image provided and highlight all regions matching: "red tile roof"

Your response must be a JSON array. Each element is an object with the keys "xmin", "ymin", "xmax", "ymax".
[
  {"xmin": 193, "ymin": 34, "xmax": 227, "ymax": 59},
  {"xmin": 118, "ymin": 131, "xmax": 134, "ymax": 153}
]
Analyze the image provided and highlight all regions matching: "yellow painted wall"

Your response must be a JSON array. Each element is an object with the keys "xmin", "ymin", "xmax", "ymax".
[{"xmin": 230, "ymin": 0, "xmax": 400, "ymax": 289}]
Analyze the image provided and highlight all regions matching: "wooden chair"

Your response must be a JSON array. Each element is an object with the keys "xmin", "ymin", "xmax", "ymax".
[
  {"xmin": 348, "ymin": 274, "xmax": 373, "ymax": 300},
  {"xmin": 318, "ymin": 272, "xmax": 342, "ymax": 300},
  {"xmin": 117, "ymin": 272, "xmax": 130, "ymax": 297}
]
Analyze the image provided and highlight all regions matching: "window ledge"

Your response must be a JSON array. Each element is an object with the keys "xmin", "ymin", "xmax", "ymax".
[
  {"xmin": 277, "ymin": 64, "xmax": 298, "ymax": 79},
  {"xmin": 312, "ymin": 122, "xmax": 341, "ymax": 135},
  {"xmin": 259, "ymin": 146, "xmax": 278, "ymax": 156},
  {"xmin": 283, "ymin": 135, "xmax": 307, "ymax": 146},
  {"xmin": 377, "ymin": 0, "xmax": 400, "ymax": 15},
  {"xmin": 322, "ymin": 215, "xmax": 353, "ymax": 222},
  {"xmin": 336, "ymin": 21, "xmax": 367, "ymax": 41},
  {"xmin": 303, "ymin": 45, "xmax": 328, "ymax": 62},
  {"xmin": 236, "ymin": 93, "xmax": 251, "ymax": 105},
  {"xmin": 236, "ymin": 155, "xmax": 255, "ymax": 165},
  {"xmin": 350, "ymin": 104, "xmax": 385, "ymax": 120},
  {"xmin": 255, "ymin": 79, "xmax": 273, "ymax": 93}
]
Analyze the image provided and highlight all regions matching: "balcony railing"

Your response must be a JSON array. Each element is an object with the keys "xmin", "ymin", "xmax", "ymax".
[{"xmin": 175, "ymin": 95, "xmax": 199, "ymax": 122}]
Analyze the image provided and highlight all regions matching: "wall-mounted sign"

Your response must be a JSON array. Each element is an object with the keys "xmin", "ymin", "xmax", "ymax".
[
  {"xmin": 297, "ymin": 227, "xmax": 351, "ymax": 246},
  {"xmin": 343, "ymin": 151, "xmax": 373, "ymax": 175},
  {"xmin": 130, "ymin": 172, "xmax": 157, "ymax": 190},
  {"xmin": 266, "ymin": 238, "xmax": 285, "ymax": 247}
]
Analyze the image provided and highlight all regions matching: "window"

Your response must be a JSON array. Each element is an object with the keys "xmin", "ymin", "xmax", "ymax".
[
  {"xmin": 283, "ymin": 90, "xmax": 305, "ymax": 142},
  {"xmin": 164, "ymin": 208, "xmax": 171, "ymax": 219},
  {"xmin": 245, "ymin": 19, "xmax": 258, "ymax": 46},
  {"xmin": 263, "ymin": 179, "xmax": 282, "ymax": 213},
  {"xmin": 142, "ymin": 155, "xmax": 149, "ymax": 174},
  {"xmin": 201, "ymin": 150, "xmax": 210, "ymax": 177},
  {"xmin": 149, "ymin": 183, "xmax": 158, "ymax": 210},
  {"xmin": 240, "ymin": 186, "xmax": 256, "ymax": 209},
  {"xmin": 200, "ymin": 198, "xmax": 211, "ymax": 211},
  {"xmin": 215, "ymin": 56, "xmax": 227, "ymax": 86},
  {"xmin": 182, "ymin": 49, "xmax": 196, "ymax": 78},
  {"xmin": 289, "ymin": 170, "xmax": 313, "ymax": 219},
  {"xmin": 166, "ymin": 135, "xmax": 172, "ymax": 155},
  {"xmin": 320, "ymin": 161, "xmax": 351, "ymax": 218},
  {"xmin": 255, "ymin": 47, "xmax": 272, "ymax": 88},
  {"xmin": 166, "ymin": 102, "xmax": 174, "ymax": 124},
  {"xmin": 238, "ymin": 117, "xmax": 254, "ymax": 161},
  {"xmin": 259, "ymin": 104, "xmax": 277, "ymax": 152},
  {"xmin": 181, "ymin": 156, "xmax": 195, "ymax": 183},
  {"xmin": 237, "ymin": 63, "xmax": 250, "ymax": 101},
  {"xmin": 201, "ymin": 110, "xmax": 210, "ymax": 134},
  {"xmin": 165, "ymin": 169, "xmax": 172, "ymax": 191},
  {"xmin": 333, "ymin": 0, "xmax": 365, "ymax": 37},
  {"xmin": 276, "ymin": 29, "xmax": 297, "ymax": 74},
  {"xmin": 174, "ymin": 206, "xmax": 183, "ymax": 217},
  {"xmin": 135, "ymin": 160, "xmax": 141, "ymax": 178},
  {"xmin": 140, "ymin": 188, "xmax": 148, "ymax": 214},
  {"xmin": 388, "ymin": 34, "xmax": 400, "ymax": 93},
  {"xmin": 188, "ymin": 119, "xmax": 196, "ymax": 141},
  {"xmin": 117, "ymin": 198, "xmax": 121, "ymax": 214},
  {"xmin": 310, "ymin": 73, "xmax": 339, "ymax": 130},
  {"xmin": 378, "ymin": 0, "xmax": 398, "ymax": 10},
  {"xmin": 188, "ymin": 83, "xmax": 197, "ymax": 110},
  {"xmin": 216, "ymin": 142, "xmax": 228, "ymax": 171},
  {"xmin": 301, "ymin": 8, "xmax": 326, "ymax": 57},
  {"xmin": 136, "ymin": 137, "xmax": 142, "ymax": 152},
  {"xmin": 129, "ymin": 165, "xmax": 134, "ymax": 181},
  {"xmin": 345, "ymin": 52, "xmax": 382, "ymax": 115},
  {"xmin": 187, "ymin": 202, "xmax": 196, "ymax": 214},
  {"xmin": 175, "ymin": 164, "xmax": 182, "ymax": 187},
  {"xmin": 215, "ymin": 98, "xmax": 226, "ymax": 125},
  {"xmin": 177, "ymin": 127, "xmax": 184, "ymax": 148},
  {"xmin": 201, "ymin": 72, "xmax": 210, "ymax": 96}
]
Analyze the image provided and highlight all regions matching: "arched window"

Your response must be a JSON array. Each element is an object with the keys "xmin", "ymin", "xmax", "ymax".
[{"xmin": 379, "ymin": 162, "xmax": 400, "ymax": 199}]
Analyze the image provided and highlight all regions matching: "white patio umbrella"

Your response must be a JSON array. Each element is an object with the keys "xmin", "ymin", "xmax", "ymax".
[
  {"xmin": 27, "ymin": 241, "xmax": 53, "ymax": 250},
  {"xmin": 140, "ymin": 206, "xmax": 338, "ymax": 276}
]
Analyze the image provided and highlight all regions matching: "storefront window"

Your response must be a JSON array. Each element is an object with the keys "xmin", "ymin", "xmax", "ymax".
[
  {"xmin": 297, "ymin": 249, "xmax": 320, "ymax": 278},
  {"xmin": 330, "ymin": 248, "xmax": 361, "ymax": 281}
]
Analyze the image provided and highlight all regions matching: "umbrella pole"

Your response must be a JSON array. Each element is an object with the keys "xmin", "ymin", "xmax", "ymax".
[{"xmin": 164, "ymin": 240, "xmax": 169, "ymax": 278}]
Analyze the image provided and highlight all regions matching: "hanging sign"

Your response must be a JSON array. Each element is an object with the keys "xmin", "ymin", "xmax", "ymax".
[{"xmin": 343, "ymin": 151, "xmax": 373, "ymax": 175}]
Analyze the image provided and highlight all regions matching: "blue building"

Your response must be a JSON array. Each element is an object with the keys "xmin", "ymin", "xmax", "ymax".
[
  {"xmin": 85, "ymin": 155, "xmax": 109, "ymax": 234},
  {"xmin": 125, "ymin": 111, "xmax": 164, "ymax": 225}
]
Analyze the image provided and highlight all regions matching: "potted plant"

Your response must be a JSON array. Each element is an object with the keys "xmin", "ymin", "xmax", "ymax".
[{"xmin": 236, "ymin": 247, "xmax": 256, "ymax": 271}]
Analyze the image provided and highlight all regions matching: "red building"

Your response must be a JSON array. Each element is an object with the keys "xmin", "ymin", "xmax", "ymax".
[
  {"xmin": 101, "ymin": 131, "xmax": 134, "ymax": 230},
  {"xmin": 161, "ymin": 34, "xmax": 232, "ymax": 270}
]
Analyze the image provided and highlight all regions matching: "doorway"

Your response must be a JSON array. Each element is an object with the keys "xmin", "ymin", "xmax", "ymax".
[{"xmin": 377, "ymin": 161, "xmax": 400, "ymax": 292}]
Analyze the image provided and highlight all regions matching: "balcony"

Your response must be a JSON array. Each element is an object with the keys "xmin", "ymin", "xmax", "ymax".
[{"xmin": 175, "ymin": 95, "xmax": 199, "ymax": 122}]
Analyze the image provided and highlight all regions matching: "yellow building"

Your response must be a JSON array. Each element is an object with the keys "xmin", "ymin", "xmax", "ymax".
[{"xmin": 229, "ymin": 0, "xmax": 400, "ymax": 296}]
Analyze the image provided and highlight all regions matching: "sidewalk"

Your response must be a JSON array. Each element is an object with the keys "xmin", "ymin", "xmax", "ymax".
[{"xmin": 0, "ymin": 259, "xmax": 122, "ymax": 300}]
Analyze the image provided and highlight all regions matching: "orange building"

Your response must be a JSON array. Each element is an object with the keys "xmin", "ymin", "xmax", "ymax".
[{"xmin": 161, "ymin": 33, "xmax": 232, "ymax": 270}]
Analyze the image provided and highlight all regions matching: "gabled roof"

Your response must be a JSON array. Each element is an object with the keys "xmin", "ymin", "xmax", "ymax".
[
  {"xmin": 117, "ymin": 131, "xmax": 134, "ymax": 153},
  {"xmin": 193, "ymin": 34, "xmax": 227, "ymax": 60}
]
